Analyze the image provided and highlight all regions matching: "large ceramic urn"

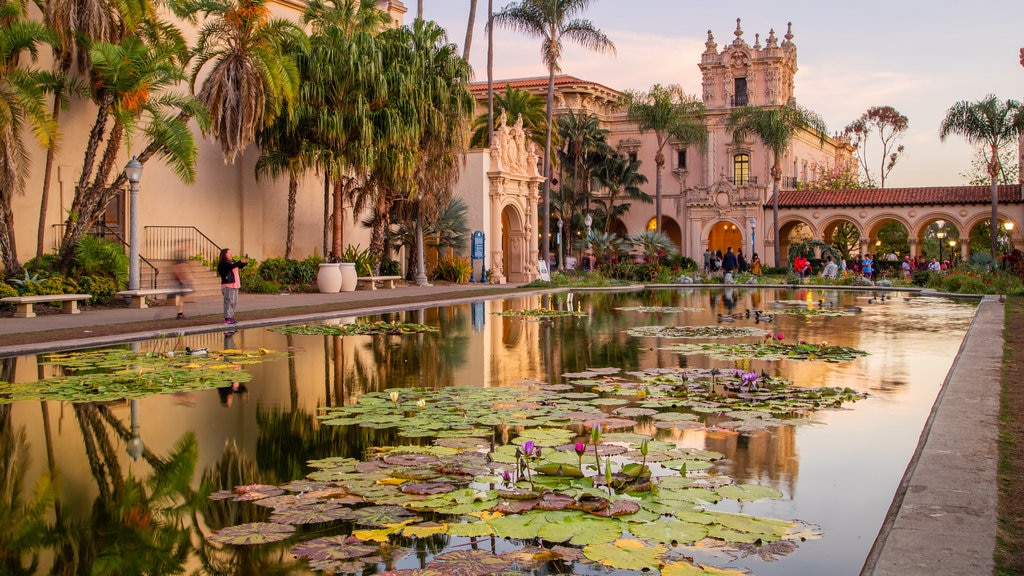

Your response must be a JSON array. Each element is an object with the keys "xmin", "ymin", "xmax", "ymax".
[{"xmin": 317, "ymin": 263, "xmax": 342, "ymax": 293}]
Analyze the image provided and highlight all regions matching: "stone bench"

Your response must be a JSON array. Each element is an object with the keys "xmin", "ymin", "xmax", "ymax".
[
  {"xmin": 356, "ymin": 275, "xmax": 401, "ymax": 290},
  {"xmin": 116, "ymin": 288, "xmax": 193, "ymax": 309},
  {"xmin": 1, "ymin": 294, "xmax": 92, "ymax": 318}
]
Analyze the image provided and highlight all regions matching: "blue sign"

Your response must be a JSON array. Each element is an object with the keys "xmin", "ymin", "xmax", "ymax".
[{"xmin": 471, "ymin": 231, "xmax": 485, "ymax": 260}]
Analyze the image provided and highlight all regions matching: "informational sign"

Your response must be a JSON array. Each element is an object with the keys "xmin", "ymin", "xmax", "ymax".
[
  {"xmin": 471, "ymin": 231, "xmax": 484, "ymax": 260},
  {"xmin": 471, "ymin": 231, "xmax": 485, "ymax": 282},
  {"xmin": 537, "ymin": 259, "xmax": 551, "ymax": 282}
]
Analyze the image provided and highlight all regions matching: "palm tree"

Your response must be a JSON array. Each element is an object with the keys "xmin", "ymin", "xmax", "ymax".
[
  {"xmin": 188, "ymin": 0, "xmax": 307, "ymax": 163},
  {"xmin": 255, "ymin": 113, "xmax": 309, "ymax": 259},
  {"xmin": 0, "ymin": 0, "xmax": 60, "ymax": 273},
  {"xmin": 939, "ymin": 94, "xmax": 1024, "ymax": 260},
  {"xmin": 555, "ymin": 108, "xmax": 608, "ymax": 240},
  {"xmin": 623, "ymin": 84, "xmax": 706, "ymax": 232},
  {"xmin": 463, "ymin": 0, "xmax": 477, "ymax": 61},
  {"xmin": 298, "ymin": 0, "xmax": 397, "ymax": 258},
  {"xmin": 57, "ymin": 30, "xmax": 209, "ymax": 271},
  {"xmin": 492, "ymin": 0, "xmax": 615, "ymax": 267},
  {"xmin": 726, "ymin": 103, "xmax": 827, "ymax": 267},
  {"xmin": 35, "ymin": 0, "xmax": 128, "ymax": 258},
  {"xmin": 591, "ymin": 151, "xmax": 649, "ymax": 232},
  {"xmin": 384, "ymin": 19, "xmax": 474, "ymax": 284},
  {"xmin": 468, "ymin": 84, "xmax": 546, "ymax": 149}
]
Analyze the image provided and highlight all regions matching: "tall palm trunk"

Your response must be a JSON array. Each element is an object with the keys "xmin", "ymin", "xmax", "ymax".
[
  {"xmin": 654, "ymin": 150, "xmax": 664, "ymax": 232},
  {"xmin": 541, "ymin": 67, "xmax": 554, "ymax": 266},
  {"xmin": 486, "ymin": 0, "xmax": 493, "ymax": 144},
  {"xmin": 771, "ymin": 162, "xmax": 781, "ymax": 267},
  {"xmin": 332, "ymin": 176, "xmax": 343, "ymax": 258},
  {"xmin": 463, "ymin": 0, "xmax": 477, "ymax": 61},
  {"xmin": 988, "ymin": 145, "xmax": 1000, "ymax": 260},
  {"xmin": 36, "ymin": 91, "xmax": 63, "ymax": 258},
  {"xmin": 285, "ymin": 173, "xmax": 297, "ymax": 259}
]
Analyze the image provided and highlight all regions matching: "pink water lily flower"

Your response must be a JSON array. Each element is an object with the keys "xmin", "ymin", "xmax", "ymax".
[{"xmin": 776, "ymin": 333, "xmax": 784, "ymax": 341}]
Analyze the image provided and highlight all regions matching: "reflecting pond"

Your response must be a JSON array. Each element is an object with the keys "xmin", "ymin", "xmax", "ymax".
[{"xmin": 0, "ymin": 287, "xmax": 977, "ymax": 575}]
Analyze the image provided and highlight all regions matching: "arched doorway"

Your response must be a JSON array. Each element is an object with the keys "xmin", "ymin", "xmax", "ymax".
[
  {"xmin": 500, "ymin": 204, "xmax": 530, "ymax": 283},
  {"xmin": 707, "ymin": 221, "xmax": 743, "ymax": 255},
  {"xmin": 646, "ymin": 217, "xmax": 682, "ymax": 251},
  {"xmin": 778, "ymin": 221, "xmax": 812, "ymax": 264}
]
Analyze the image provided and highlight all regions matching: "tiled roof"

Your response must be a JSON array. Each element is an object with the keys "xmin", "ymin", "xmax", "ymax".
[
  {"xmin": 775, "ymin": 185, "xmax": 1024, "ymax": 208},
  {"xmin": 468, "ymin": 75, "xmax": 621, "ymax": 97}
]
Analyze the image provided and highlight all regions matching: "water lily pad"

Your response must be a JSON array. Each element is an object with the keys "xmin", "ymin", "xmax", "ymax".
[
  {"xmin": 428, "ymin": 549, "xmax": 513, "ymax": 576},
  {"xmin": 269, "ymin": 502, "xmax": 356, "ymax": 525},
  {"xmin": 403, "ymin": 522, "xmax": 448, "ymax": 538},
  {"xmin": 536, "ymin": 515, "xmax": 622, "ymax": 545},
  {"xmin": 400, "ymin": 482, "xmax": 456, "ymax": 495},
  {"xmin": 627, "ymin": 325, "xmax": 765, "ymax": 339},
  {"xmin": 350, "ymin": 505, "xmax": 420, "ymax": 527},
  {"xmin": 716, "ymin": 484, "xmax": 783, "ymax": 502},
  {"xmin": 514, "ymin": 428, "xmax": 575, "ymax": 447},
  {"xmin": 662, "ymin": 341, "xmax": 869, "ymax": 362},
  {"xmin": 208, "ymin": 522, "xmax": 295, "ymax": 545},
  {"xmin": 628, "ymin": 518, "xmax": 709, "ymax": 545},
  {"xmin": 289, "ymin": 536, "xmax": 377, "ymax": 562},
  {"xmin": 582, "ymin": 538, "xmax": 668, "ymax": 571},
  {"xmin": 661, "ymin": 561, "xmax": 748, "ymax": 575},
  {"xmin": 272, "ymin": 322, "xmax": 437, "ymax": 336},
  {"xmin": 446, "ymin": 522, "xmax": 494, "ymax": 537}
]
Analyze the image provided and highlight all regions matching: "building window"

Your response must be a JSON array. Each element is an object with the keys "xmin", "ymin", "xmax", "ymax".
[
  {"xmin": 628, "ymin": 152, "xmax": 638, "ymax": 164},
  {"xmin": 676, "ymin": 150, "xmax": 687, "ymax": 170},
  {"xmin": 733, "ymin": 154, "xmax": 750, "ymax": 185},
  {"xmin": 734, "ymin": 77, "xmax": 748, "ymax": 106}
]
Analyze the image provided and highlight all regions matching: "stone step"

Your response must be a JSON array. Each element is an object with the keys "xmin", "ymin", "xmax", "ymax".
[{"xmin": 142, "ymin": 260, "xmax": 222, "ymax": 298}]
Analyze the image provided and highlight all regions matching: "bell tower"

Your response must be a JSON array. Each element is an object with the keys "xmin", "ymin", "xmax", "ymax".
[{"xmin": 698, "ymin": 18, "xmax": 798, "ymax": 112}]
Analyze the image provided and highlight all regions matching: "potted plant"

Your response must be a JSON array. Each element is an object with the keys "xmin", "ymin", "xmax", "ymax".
[{"xmin": 317, "ymin": 253, "xmax": 343, "ymax": 293}]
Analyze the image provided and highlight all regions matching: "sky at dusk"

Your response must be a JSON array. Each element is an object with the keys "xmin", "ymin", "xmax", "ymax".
[{"xmin": 417, "ymin": 0, "xmax": 1024, "ymax": 188}]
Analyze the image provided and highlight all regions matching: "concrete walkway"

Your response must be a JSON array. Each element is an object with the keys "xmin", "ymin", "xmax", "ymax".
[
  {"xmin": 0, "ymin": 285, "xmax": 1005, "ymax": 575},
  {"xmin": 861, "ymin": 294, "xmax": 1002, "ymax": 575}
]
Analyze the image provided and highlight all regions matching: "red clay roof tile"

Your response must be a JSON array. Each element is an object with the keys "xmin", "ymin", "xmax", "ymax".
[{"xmin": 775, "ymin": 185, "xmax": 1024, "ymax": 208}]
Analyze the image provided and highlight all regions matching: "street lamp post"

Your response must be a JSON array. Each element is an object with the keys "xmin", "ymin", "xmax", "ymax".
[
  {"xmin": 936, "ymin": 230, "xmax": 946, "ymax": 264},
  {"xmin": 584, "ymin": 213, "xmax": 593, "ymax": 271},
  {"xmin": 1005, "ymin": 221, "xmax": 1015, "ymax": 252},
  {"xmin": 748, "ymin": 217, "xmax": 756, "ymax": 256},
  {"xmin": 949, "ymin": 239, "xmax": 957, "ymax": 264},
  {"xmin": 557, "ymin": 218, "xmax": 564, "ymax": 272},
  {"xmin": 125, "ymin": 156, "xmax": 143, "ymax": 292}
]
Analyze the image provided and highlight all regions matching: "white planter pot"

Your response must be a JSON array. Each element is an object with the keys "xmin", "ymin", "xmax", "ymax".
[
  {"xmin": 317, "ymin": 263, "xmax": 343, "ymax": 293},
  {"xmin": 340, "ymin": 262, "xmax": 358, "ymax": 292}
]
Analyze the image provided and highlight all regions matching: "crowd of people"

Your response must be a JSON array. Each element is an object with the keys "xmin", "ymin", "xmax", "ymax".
[{"xmin": 702, "ymin": 246, "xmax": 970, "ymax": 282}]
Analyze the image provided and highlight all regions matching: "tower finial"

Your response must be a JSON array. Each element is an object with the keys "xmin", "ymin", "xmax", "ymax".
[
  {"xmin": 704, "ymin": 29, "xmax": 718, "ymax": 54},
  {"xmin": 766, "ymin": 28, "xmax": 778, "ymax": 48},
  {"xmin": 733, "ymin": 17, "xmax": 745, "ymax": 47},
  {"xmin": 754, "ymin": 32, "xmax": 761, "ymax": 50},
  {"xmin": 782, "ymin": 22, "xmax": 794, "ymax": 48}
]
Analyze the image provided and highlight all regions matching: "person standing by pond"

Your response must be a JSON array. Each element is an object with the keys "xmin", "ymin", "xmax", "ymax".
[
  {"xmin": 750, "ymin": 253, "xmax": 762, "ymax": 275},
  {"xmin": 722, "ymin": 247, "xmax": 737, "ymax": 274},
  {"xmin": 861, "ymin": 253, "xmax": 874, "ymax": 282},
  {"xmin": 218, "ymin": 248, "xmax": 247, "ymax": 325}
]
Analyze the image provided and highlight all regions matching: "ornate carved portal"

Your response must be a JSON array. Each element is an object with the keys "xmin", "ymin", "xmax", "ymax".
[{"xmin": 488, "ymin": 112, "xmax": 546, "ymax": 283}]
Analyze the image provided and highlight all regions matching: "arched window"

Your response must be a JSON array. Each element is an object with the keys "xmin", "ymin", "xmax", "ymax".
[{"xmin": 733, "ymin": 154, "xmax": 750, "ymax": 186}]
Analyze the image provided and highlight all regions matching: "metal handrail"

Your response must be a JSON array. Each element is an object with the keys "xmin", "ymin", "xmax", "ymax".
[
  {"xmin": 50, "ymin": 223, "xmax": 159, "ymax": 288},
  {"xmin": 144, "ymin": 226, "xmax": 222, "ymax": 264}
]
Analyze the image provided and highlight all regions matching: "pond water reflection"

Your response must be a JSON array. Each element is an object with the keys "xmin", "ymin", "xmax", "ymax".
[{"xmin": 2, "ymin": 287, "xmax": 977, "ymax": 575}]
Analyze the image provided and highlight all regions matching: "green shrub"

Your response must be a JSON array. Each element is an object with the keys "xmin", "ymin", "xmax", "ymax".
[
  {"xmin": 73, "ymin": 236, "xmax": 129, "ymax": 289},
  {"xmin": 258, "ymin": 258, "xmax": 290, "ymax": 283},
  {"xmin": 78, "ymin": 275, "xmax": 117, "ymax": 304},
  {"xmin": 247, "ymin": 279, "xmax": 282, "ymax": 294},
  {"xmin": 0, "ymin": 281, "xmax": 16, "ymax": 310},
  {"xmin": 431, "ymin": 255, "xmax": 472, "ymax": 283},
  {"xmin": 341, "ymin": 244, "xmax": 379, "ymax": 277},
  {"xmin": 380, "ymin": 258, "xmax": 401, "ymax": 276}
]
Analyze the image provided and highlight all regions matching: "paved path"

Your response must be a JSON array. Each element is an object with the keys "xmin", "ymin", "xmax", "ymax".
[
  {"xmin": 0, "ymin": 285, "xmax": 1004, "ymax": 575},
  {"xmin": 861, "ymin": 294, "xmax": 1002, "ymax": 575}
]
